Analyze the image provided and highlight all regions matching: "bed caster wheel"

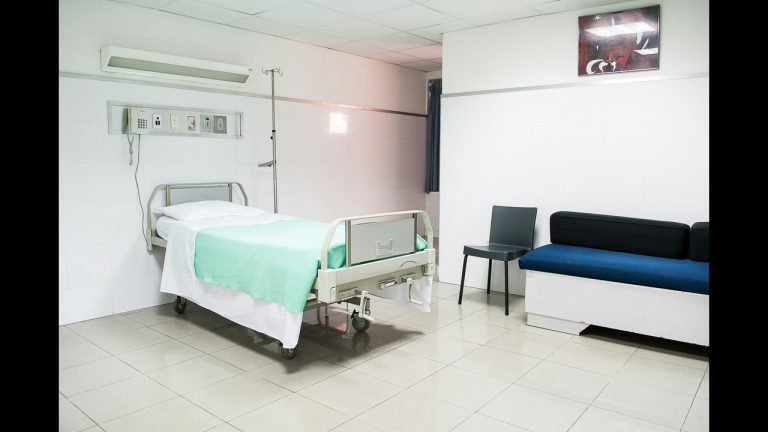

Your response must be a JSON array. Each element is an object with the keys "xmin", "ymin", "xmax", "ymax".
[
  {"xmin": 351, "ymin": 311, "xmax": 370, "ymax": 332},
  {"xmin": 173, "ymin": 296, "xmax": 187, "ymax": 314},
  {"xmin": 280, "ymin": 346, "xmax": 298, "ymax": 360}
]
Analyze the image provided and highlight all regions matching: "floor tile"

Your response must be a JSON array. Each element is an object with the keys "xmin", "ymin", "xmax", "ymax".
[
  {"xmin": 204, "ymin": 424, "xmax": 240, "ymax": 432},
  {"xmin": 210, "ymin": 343, "xmax": 280, "ymax": 371},
  {"xmin": 452, "ymin": 346, "xmax": 540, "ymax": 383},
  {"xmin": 410, "ymin": 365, "xmax": 509, "ymax": 411},
  {"xmin": 570, "ymin": 333, "xmax": 640, "ymax": 354},
  {"xmin": 68, "ymin": 316, "xmax": 144, "ymax": 340},
  {"xmin": 570, "ymin": 406, "xmax": 678, "ymax": 432},
  {"xmin": 329, "ymin": 419, "xmax": 383, "ymax": 432},
  {"xmin": 230, "ymin": 394, "xmax": 348, "ymax": 432},
  {"xmin": 296, "ymin": 335, "xmax": 344, "ymax": 358},
  {"xmin": 299, "ymin": 369, "xmax": 402, "ymax": 416},
  {"xmin": 697, "ymin": 369, "xmax": 709, "ymax": 399},
  {"xmin": 90, "ymin": 327, "xmax": 171, "ymax": 355},
  {"xmin": 69, "ymin": 376, "xmax": 176, "ymax": 423},
  {"xmin": 594, "ymin": 379, "xmax": 694, "ymax": 429},
  {"xmin": 251, "ymin": 353, "xmax": 346, "ymax": 392},
  {"xmin": 117, "ymin": 340, "xmax": 206, "ymax": 373},
  {"xmin": 486, "ymin": 329, "xmax": 566, "ymax": 358},
  {"xmin": 147, "ymin": 356, "xmax": 243, "ymax": 394},
  {"xmin": 682, "ymin": 397, "xmax": 709, "ymax": 432},
  {"xmin": 100, "ymin": 397, "xmax": 220, "ymax": 432},
  {"xmin": 352, "ymin": 348, "xmax": 446, "ymax": 387},
  {"xmin": 60, "ymin": 326, "xmax": 87, "ymax": 347},
  {"xmin": 388, "ymin": 308, "xmax": 461, "ymax": 333},
  {"xmin": 397, "ymin": 333, "xmax": 481, "ymax": 363},
  {"xmin": 517, "ymin": 360, "xmax": 610, "ymax": 404},
  {"xmin": 435, "ymin": 320, "xmax": 508, "ymax": 344},
  {"xmin": 59, "ymin": 398, "xmax": 96, "ymax": 432},
  {"xmin": 185, "ymin": 373, "xmax": 290, "ymax": 420},
  {"xmin": 357, "ymin": 321, "xmax": 425, "ymax": 348},
  {"xmin": 480, "ymin": 385, "xmax": 587, "ymax": 432},
  {"xmin": 452, "ymin": 414, "xmax": 530, "ymax": 432},
  {"xmin": 59, "ymin": 341, "xmax": 110, "ymax": 369},
  {"xmin": 633, "ymin": 346, "xmax": 709, "ymax": 370},
  {"xmin": 464, "ymin": 308, "xmax": 527, "ymax": 329},
  {"xmin": 122, "ymin": 304, "xmax": 177, "ymax": 326},
  {"xmin": 427, "ymin": 281, "xmax": 457, "ymax": 298},
  {"xmin": 82, "ymin": 427, "xmax": 105, "ymax": 432},
  {"xmin": 177, "ymin": 328, "xmax": 241, "ymax": 353},
  {"xmin": 319, "ymin": 338, "xmax": 396, "ymax": 368},
  {"xmin": 59, "ymin": 357, "xmax": 140, "ymax": 396},
  {"xmin": 366, "ymin": 300, "xmax": 414, "ymax": 321},
  {"xmin": 547, "ymin": 342, "xmax": 633, "ymax": 375},
  {"xmin": 149, "ymin": 315, "xmax": 227, "ymax": 339},
  {"xmin": 437, "ymin": 294, "xmax": 491, "ymax": 317},
  {"xmin": 515, "ymin": 322, "xmax": 575, "ymax": 341},
  {"xmin": 616, "ymin": 356, "xmax": 705, "ymax": 395},
  {"xmin": 358, "ymin": 389, "xmax": 471, "ymax": 432}
]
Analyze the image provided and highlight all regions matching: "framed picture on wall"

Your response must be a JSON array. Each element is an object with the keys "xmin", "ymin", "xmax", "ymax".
[{"xmin": 578, "ymin": 5, "xmax": 660, "ymax": 76}]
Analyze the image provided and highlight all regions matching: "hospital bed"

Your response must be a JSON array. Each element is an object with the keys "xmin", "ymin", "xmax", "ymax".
[{"xmin": 146, "ymin": 182, "xmax": 435, "ymax": 359}]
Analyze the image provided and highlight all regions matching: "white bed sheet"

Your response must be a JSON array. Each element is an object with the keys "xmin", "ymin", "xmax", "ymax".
[
  {"xmin": 156, "ymin": 216, "xmax": 175, "ymax": 240},
  {"xmin": 159, "ymin": 213, "xmax": 306, "ymax": 347}
]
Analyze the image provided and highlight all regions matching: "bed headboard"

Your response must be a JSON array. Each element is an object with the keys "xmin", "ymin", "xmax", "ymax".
[{"xmin": 145, "ymin": 182, "xmax": 248, "ymax": 251}]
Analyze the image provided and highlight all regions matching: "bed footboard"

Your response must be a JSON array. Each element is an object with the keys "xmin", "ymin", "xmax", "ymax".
[{"xmin": 315, "ymin": 210, "xmax": 435, "ymax": 304}]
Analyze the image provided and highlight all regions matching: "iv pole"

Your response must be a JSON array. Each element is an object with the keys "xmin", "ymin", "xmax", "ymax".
[{"xmin": 258, "ymin": 67, "xmax": 283, "ymax": 213}]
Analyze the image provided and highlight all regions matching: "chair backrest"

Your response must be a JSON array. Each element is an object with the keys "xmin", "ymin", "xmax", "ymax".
[{"xmin": 489, "ymin": 206, "xmax": 537, "ymax": 248}]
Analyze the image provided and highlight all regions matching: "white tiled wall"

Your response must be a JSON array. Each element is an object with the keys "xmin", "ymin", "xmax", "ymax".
[{"xmin": 59, "ymin": 77, "xmax": 426, "ymax": 324}]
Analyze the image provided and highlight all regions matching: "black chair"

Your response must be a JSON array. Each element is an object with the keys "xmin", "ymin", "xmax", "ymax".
[{"xmin": 458, "ymin": 206, "xmax": 537, "ymax": 315}]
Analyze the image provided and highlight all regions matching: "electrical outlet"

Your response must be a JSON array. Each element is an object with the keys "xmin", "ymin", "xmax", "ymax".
[
  {"xmin": 200, "ymin": 114, "xmax": 212, "ymax": 133},
  {"xmin": 170, "ymin": 113, "xmax": 181, "ymax": 130},
  {"xmin": 213, "ymin": 115, "xmax": 227, "ymax": 134},
  {"xmin": 187, "ymin": 116, "xmax": 196, "ymax": 131},
  {"xmin": 152, "ymin": 114, "xmax": 162, "ymax": 128}
]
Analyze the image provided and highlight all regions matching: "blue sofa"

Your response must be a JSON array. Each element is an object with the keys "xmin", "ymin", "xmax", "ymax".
[{"xmin": 519, "ymin": 212, "xmax": 709, "ymax": 346}]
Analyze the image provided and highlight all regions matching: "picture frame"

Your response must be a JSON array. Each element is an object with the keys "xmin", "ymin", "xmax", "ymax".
[{"xmin": 578, "ymin": 5, "xmax": 660, "ymax": 76}]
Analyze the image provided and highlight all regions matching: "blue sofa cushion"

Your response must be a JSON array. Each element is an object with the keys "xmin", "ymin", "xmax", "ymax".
[{"xmin": 519, "ymin": 244, "xmax": 709, "ymax": 295}]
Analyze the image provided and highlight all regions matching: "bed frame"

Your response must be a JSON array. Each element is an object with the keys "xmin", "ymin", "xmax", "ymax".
[{"xmin": 145, "ymin": 182, "xmax": 435, "ymax": 359}]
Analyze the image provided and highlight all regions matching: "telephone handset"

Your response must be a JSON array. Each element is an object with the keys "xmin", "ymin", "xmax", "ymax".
[{"xmin": 128, "ymin": 107, "xmax": 151, "ymax": 135}]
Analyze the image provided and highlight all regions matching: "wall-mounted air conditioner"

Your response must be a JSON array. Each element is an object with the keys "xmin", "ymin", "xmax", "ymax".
[{"xmin": 100, "ymin": 46, "xmax": 252, "ymax": 85}]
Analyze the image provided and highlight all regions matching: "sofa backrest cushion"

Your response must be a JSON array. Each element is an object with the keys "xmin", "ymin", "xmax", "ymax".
[
  {"xmin": 550, "ymin": 211, "xmax": 690, "ymax": 259},
  {"xmin": 689, "ymin": 222, "xmax": 709, "ymax": 262}
]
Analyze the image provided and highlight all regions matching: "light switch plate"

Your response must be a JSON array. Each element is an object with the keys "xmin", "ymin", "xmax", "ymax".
[
  {"xmin": 170, "ymin": 113, "xmax": 180, "ymax": 130},
  {"xmin": 213, "ymin": 115, "xmax": 227, "ymax": 134}
]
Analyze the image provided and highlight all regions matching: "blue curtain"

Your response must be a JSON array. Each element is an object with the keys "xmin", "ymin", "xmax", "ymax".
[{"xmin": 425, "ymin": 79, "xmax": 441, "ymax": 192}]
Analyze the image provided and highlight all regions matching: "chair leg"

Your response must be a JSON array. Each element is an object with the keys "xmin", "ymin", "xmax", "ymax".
[
  {"xmin": 504, "ymin": 260, "xmax": 509, "ymax": 316},
  {"xmin": 487, "ymin": 260, "xmax": 492, "ymax": 294},
  {"xmin": 458, "ymin": 254, "xmax": 468, "ymax": 304}
]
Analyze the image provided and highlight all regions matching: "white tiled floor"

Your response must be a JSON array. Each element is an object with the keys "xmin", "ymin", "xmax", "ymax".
[{"xmin": 60, "ymin": 282, "xmax": 709, "ymax": 432}]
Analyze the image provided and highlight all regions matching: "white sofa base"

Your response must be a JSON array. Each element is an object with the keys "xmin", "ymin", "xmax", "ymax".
[{"xmin": 524, "ymin": 270, "xmax": 709, "ymax": 346}]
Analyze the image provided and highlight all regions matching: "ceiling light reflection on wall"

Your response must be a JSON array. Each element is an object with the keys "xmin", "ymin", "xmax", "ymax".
[
  {"xmin": 585, "ymin": 21, "xmax": 655, "ymax": 37},
  {"xmin": 329, "ymin": 112, "xmax": 348, "ymax": 134}
]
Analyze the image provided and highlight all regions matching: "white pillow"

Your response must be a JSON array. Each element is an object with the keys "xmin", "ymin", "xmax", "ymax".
[{"xmin": 157, "ymin": 200, "xmax": 266, "ymax": 221}]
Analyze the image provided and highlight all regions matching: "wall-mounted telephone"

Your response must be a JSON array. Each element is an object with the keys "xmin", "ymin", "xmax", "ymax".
[{"xmin": 128, "ymin": 107, "xmax": 151, "ymax": 134}]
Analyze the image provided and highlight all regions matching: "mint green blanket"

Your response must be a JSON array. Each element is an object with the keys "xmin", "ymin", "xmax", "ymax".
[{"xmin": 194, "ymin": 219, "xmax": 428, "ymax": 312}]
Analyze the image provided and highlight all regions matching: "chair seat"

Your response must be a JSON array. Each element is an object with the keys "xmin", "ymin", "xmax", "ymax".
[{"xmin": 463, "ymin": 243, "xmax": 530, "ymax": 261}]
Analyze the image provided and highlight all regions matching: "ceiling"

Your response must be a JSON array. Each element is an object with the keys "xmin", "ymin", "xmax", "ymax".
[{"xmin": 109, "ymin": 0, "xmax": 625, "ymax": 72}]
